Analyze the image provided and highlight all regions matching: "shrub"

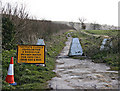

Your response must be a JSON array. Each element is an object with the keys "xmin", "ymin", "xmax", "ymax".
[{"xmin": 2, "ymin": 17, "xmax": 16, "ymax": 50}]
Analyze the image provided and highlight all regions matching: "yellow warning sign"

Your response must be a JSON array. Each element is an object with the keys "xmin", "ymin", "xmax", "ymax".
[{"xmin": 17, "ymin": 45, "xmax": 45, "ymax": 64}]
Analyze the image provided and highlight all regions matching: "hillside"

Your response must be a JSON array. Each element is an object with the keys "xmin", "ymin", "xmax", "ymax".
[
  {"xmin": 3, "ymin": 14, "xmax": 72, "ymax": 46},
  {"xmin": 2, "ymin": 14, "xmax": 73, "ymax": 89},
  {"xmin": 53, "ymin": 21, "xmax": 118, "ymax": 30}
]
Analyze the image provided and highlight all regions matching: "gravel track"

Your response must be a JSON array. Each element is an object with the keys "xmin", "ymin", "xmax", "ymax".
[{"xmin": 49, "ymin": 37, "xmax": 118, "ymax": 89}]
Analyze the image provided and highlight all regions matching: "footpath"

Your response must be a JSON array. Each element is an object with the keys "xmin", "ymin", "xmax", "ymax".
[{"xmin": 49, "ymin": 37, "xmax": 118, "ymax": 89}]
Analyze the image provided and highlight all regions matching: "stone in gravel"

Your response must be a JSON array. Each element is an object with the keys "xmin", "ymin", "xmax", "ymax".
[
  {"xmin": 104, "ymin": 84, "xmax": 112, "ymax": 87},
  {"xmin": 111, "ymin": 77, "xmax": 116, "ymax": 80},
  {"xmin": 95, "ymin": 74, "xmax": 104, "ymax": 78},
  {"xmin": 99, "ymin": 79, "xmax": 109, "ymax": 83}
]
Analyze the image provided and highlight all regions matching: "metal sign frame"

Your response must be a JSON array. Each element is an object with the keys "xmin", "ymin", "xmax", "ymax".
[{"xmin": 17, "ymin": 45, "xmax": 45, "ymax": 64}]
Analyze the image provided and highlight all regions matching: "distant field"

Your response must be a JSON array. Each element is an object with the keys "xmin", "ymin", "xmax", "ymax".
[{"xmin": 83, "ymin": 30, "xmax": 119, "ymax": 37}]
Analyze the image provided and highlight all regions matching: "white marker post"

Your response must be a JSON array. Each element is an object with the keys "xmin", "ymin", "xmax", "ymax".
[{"xmin": 36, "ymin": 39, "xmax": 46, "ymax": 67}]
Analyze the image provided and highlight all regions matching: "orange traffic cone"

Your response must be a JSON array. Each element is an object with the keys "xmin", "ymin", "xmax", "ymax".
[{"xmin": 5, "ymin": 57, "xmax": 17, "ymax": 85}]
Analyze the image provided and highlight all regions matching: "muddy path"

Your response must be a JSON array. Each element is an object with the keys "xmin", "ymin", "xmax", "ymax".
[
  {"xmin": 49, "ymin": 37, "xmax": 118, "ymax": 89},
  {"xmin": 80, "ymin": 30, "xmax": 110, "ymax": 38}
]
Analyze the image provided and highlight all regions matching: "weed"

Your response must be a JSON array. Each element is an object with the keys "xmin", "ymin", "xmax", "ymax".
[
  {"xmin": 2, "ymin": 32, "xmax": 68, "ymax": 89},
  {"xmin": 70, "ymin": 30, "xmax": 119, "ymax": 71}
]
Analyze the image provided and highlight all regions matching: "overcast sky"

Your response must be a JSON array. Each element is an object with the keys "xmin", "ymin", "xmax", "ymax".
[{"xmin": 2, "ymin": 0, "xmax": 120, "ymax": 26}]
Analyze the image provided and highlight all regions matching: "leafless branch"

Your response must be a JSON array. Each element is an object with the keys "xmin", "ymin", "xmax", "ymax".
[{"xmin": 78, "ymin": 18, "xmax": 86, "ymax": 23}]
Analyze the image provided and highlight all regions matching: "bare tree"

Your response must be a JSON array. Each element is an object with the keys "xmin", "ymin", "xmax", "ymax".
[
  {"xmin": 69, "ymin": 22, "xmax": 74, "ymax": 28},
  {"xmin": 2, "ymin": 3, "xmax": 33, "ymax": 44},
  {"xmin": 78, "ymin": 17, "xmax": 86, "ymax": 30},
  {"xmin": 79, "ymin": 18, "xmax": 86, "ymax": 23},
  {"xmin": 2, "ymin": 2, "xmax": 71, "ymax": 45}
]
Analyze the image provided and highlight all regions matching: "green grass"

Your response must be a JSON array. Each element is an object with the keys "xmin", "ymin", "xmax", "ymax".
[
  {"xmin": 83, "ymin": 30, "xmax": 119, "ymax": 37},
  {"xmin": 2, "ymin": 29, "xmax": 119, "ymax": 90},
  {"xmin": 2, "ymin": 32, "xmax": 67, "ymax": 90},
  {"xmin": 70, "ymin": 30, "xmax": 119, "ymax": 71}
]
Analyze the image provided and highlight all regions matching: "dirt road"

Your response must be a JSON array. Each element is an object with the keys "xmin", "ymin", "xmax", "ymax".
[
  {"xmin": 80, "ymin": 30, "xmax": 110, "ymax": 38},
  {"xmin": 49, "ymin": 37, "xmax": 118, "ymax": 89}
]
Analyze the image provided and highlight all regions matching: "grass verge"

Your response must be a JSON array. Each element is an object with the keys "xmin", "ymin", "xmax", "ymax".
[
  {"xmin": 67, "ymin": 30, "xmax": 119, "ymax": 71},
  {"xmin": 2, "ymin": 32, "xmax": 67, "ymax": 90},
  {"xmin": 83, "ymin": 30, "xmax": 119, "ymax": 37}
]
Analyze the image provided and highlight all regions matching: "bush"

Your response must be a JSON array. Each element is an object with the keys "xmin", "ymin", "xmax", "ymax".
[{"xmin": 2, "ymin": 17, "xmax": 16, "ymax": 50}]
